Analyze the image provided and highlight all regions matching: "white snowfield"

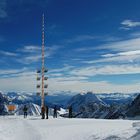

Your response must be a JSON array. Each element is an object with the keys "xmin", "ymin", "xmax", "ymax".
[{"xmin": 0, "ymin": 116, "xmax": 140, "ymax": 140}]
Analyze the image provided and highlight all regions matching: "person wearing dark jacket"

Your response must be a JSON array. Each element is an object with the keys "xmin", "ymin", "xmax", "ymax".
[
  {"xmin": 68, "ymin": 106, "xmax": 73, "ymax": 118},
  {"xmin": 46, "ymin": 106, "xmax": 49, "ymax": 119},
  {"xmin": 41, "ymin": 106, "xmax": 45, "ymax": 119},
  {"xmin": 53, "ymin": 105, "xmax": 57, "ymax": 118},
  {"xmin": 23, "ymin": 105, "xmax": 28, "ymax": 118}
]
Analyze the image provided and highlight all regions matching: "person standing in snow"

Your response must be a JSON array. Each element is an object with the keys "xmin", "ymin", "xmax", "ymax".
[
  {"xmin": 53, "ymin": 105, "xmax": 57, "ymax": 118},
  {"xmin": 46, "ymin": 106, "xmax": 49, "ymax": 119},
  {"xmin": 41, "ymin": 106, "xmax": 45, "ymax": 119},
  {"xmin": 23, "ymin": 105, "xmax": 28, "ymax": 118},
  {"xmin": 68, "ymin": 106, "xmax": 73, "ymax": 118}
]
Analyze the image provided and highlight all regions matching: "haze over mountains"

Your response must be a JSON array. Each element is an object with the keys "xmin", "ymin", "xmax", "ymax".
[{"xmin": 1, "ymin": 91, "xmax": 138, "ymax": 106}]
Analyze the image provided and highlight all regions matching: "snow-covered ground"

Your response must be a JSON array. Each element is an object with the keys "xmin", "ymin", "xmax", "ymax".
[{"xmin": 0, "ymin": 116, "xmax": 140, "ymax": 140}]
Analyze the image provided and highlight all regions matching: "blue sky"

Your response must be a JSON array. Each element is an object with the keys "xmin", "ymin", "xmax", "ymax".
[{"xmin": 1, "ymin": 0, "xmax": 140, "ymax": 93}]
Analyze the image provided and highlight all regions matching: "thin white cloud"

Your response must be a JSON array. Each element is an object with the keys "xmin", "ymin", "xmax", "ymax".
[
  {"xmin": 50, "ymin": 76, "xmax": 87, "ymax": 82},
  {"xmin": 116, "ymin": 50, "xmax": 140, "ymax": 56},
  {"xmin": 75, "ymin": 47, "xmax": 92, "ymax": 52},
  {"xmin": 0, "ymin": 68, "xmax": 36, "ymax": 92},
  {"xmin": 130, "ymin": 32, "xmax": 140, "ymax": 38},
  {"xmin": 85, "ymin": 54, "xmax": 140, "ymax": 64},
  {"xmin": 98, "ymin": 37, "xmax": 140, "ymax": 52},
  {"xmin": 45, "ymin": 45, "xmax": 63, "ymax": 58},
  {"xmin": 49, "ymin": 65, "xmax": 74, "ymax": 73},
  {"xmin": 119, "ymin": 27, "xmax": 130, "ymax": 31},
  {"xmin": 48, "ymin": 80, "xmax": 140, "ymax": 93},
  {"xmin": 0, "ymin": 74, "xmax": 36, "ymax": 92},
  {"xmin": 17, "ymin": 45, "xmax": 62, "ymax": 64},
  {"xmin": 0, "ymin": 68, "xmax": 31, "ymax": 77},
  {"xmin": 17, "ymin": 54, "xmax": 42, "ymax": 64},
  {"xmin": 70, "ymin": 64, "xmax": 140, "ymax": 76},
  {"xmin": 76, "ymin": 37, "xmax": 140, "ymax": 52},
  {"xmin": 49, "ymin": 73, "xmax": 64, "ymax": 77},
  {"xmin": 82, "ymin": 37, "xmax": 140, "ymax": 64},
  {"xmin": 102, "ymin": 50, "xmax": 140, "ymax": 58},
  {"xmin": 19, "ymin": 45, "xmax": 41, "ymax": 53},
  {"xmin": 0, "ymin": 50, "xmax": 18, "ymax": 57},
  {"xmin": 1, "ymin": 68, "xmax": 140, "ymax": 93},
  {"xmin": 101, "ymin": 36, "xmax": 121, "ymax": 42},
  {"xmin": 121, "ymin": 20, "xmax": 140, "ymax": 27},
  {"xmin": 120, "ymin": 20, "xmax": 140, "ymax": 30},
  {"xmin": 1, "ymin": 65, "xmax": 140, "ymax": 93}
]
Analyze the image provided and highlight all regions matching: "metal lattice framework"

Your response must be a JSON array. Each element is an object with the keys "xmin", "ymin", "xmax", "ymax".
[{"xmin": 36, "ymin": 14, "xmax": 48, "ymax": 119}]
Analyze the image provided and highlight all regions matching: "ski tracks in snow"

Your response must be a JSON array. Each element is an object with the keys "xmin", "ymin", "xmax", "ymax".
[
  {"xmin": 0, "ymin": 116, "xmax": 42, "ymax": 140},
  {"xmin": 18, "ymin": 118, "xmax": 42, "ymax": 140},
  {"xmin": 1, "ymin": 116, "xmax": 140, "ymax": 140}
]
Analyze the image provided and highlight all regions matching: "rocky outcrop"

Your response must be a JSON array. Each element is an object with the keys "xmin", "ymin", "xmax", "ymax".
[
  {"xmin": 0, "ymin": 92, "xmax": 9, "ymax": 115},
  {"xmin": 126, "ymin": 94, "xmax": 140, "ymax": 117}
]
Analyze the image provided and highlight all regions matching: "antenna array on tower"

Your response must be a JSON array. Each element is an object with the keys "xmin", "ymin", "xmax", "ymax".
[{"xmin": 36, "ymin": 14, "xmax": 48, "ymax": 119}]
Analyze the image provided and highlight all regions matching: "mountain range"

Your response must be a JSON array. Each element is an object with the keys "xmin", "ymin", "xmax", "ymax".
[
  {"xmin": 0, "ymin": 91, "xmax": 140, "ymax": 119},
  {"xmin": 62, "ymin": 92, "xmax": 139, "ymax": 119},
  {"xmin": 3, "ymin": 91, "xmax": 138, "ymax": 106}
]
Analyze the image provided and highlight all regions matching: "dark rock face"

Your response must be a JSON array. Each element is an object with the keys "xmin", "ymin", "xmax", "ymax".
[
  {"xmin": 66, "ymin": 92, "xmax": 109, "ymax": 118},
  {"xmin": 0, "ymin": 104, "xmax": 8, "ymax": 115},
  {"xmin": 0, "ymin": 92, "xmax": 9, "ymax": 103},
  {"xmin": 105, "ymin": 108, "xmax": 125, "ymax": 119},
  {"xmin": 0, "ymin": 92, "xmax": 9, "ymax": 115},
  {"xmin": 126, "ymin": 94, "xmax": 140, "ymax": 117},
  {"xmin": 66, "ymin": 92, "xmax": 128, "ymax": 119},
  {"xmin": 67, "ymin": 92, "xmax": 107, "ymax": 111}
]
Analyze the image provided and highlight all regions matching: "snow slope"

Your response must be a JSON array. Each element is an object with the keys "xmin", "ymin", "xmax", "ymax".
[
  {"xmin": 5, "ymin": 92, "xmax": 72, "ymax": 107},
  {"xmin": 0, "ymin": 116, "xmax": 140, "ymax": 140},
  {"xmin": 67, "ymin": 92, "xmax": 107, "ymax": 112},
  {"xmin": 15, "ymin": 103, "xmax": 41, "ymax": 116},
  {"xmin": 96, "ymin": 93, "xmax": 138, "ymax": 105},
  {"xmin": 66, "ymin": 92, "xmax": 112, "ymax": 118}
]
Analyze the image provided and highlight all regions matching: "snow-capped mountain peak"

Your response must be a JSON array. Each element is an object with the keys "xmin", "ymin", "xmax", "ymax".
[{"xmin": 15, "ymin": 103, "xmax": 41, "ymax": 116}]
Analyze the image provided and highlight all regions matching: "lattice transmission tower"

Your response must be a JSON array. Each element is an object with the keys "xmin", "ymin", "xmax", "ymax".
[{"xmin": 36, "ymin": 14, "xmax": 48, "ymax": 119}]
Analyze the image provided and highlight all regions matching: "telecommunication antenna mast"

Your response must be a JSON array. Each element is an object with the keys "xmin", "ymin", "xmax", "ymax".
[
  {"xmin": 42, "ymin": 13, "xmax": 45, "ymax": 109},
  {"xmin": 36, "ymin": 14, "xmax": 48, "ymax": 119}
]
